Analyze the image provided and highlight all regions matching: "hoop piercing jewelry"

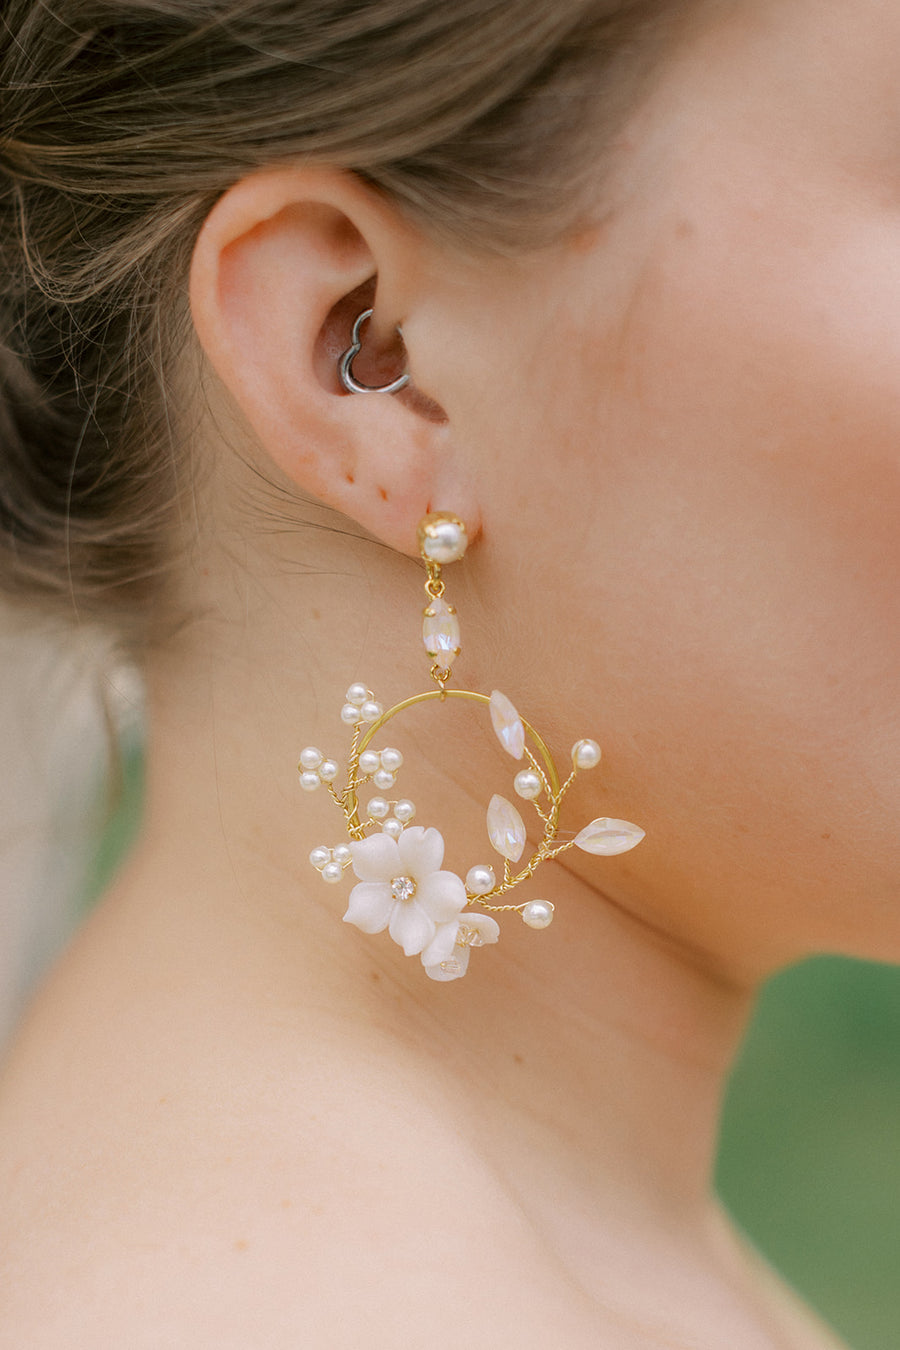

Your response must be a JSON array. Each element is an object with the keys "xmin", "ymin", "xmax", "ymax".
[
  {"xmin": 338, "ymin": 308, "xmax": 410, "ymax": 395},
  {"xmin": 298, "ymin": 512, "xmax": 646, "ymax": 982}
]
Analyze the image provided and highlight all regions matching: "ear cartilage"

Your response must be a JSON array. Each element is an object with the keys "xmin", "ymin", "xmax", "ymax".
[{"xmin": 337, "ymin": 307, "xmax": 410, "ymax": 395}]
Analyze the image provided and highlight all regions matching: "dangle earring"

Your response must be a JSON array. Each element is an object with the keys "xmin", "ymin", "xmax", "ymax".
[{"xmin": 298, "ymin": 506, "xmax": 647, "ymax": 983}]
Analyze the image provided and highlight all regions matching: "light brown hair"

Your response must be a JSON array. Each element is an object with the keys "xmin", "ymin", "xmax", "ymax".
[{"xmin": 0, "ymin": 0, "xmax": 672, "ymax": 632}]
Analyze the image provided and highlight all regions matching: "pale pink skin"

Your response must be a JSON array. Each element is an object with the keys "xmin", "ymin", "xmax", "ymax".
[{"xmin": 1, "ymin": 2, "xmax": 897, "ymax": 1347}]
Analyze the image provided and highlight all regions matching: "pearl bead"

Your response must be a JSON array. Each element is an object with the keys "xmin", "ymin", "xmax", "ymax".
[
  {"xmin": 522, "ymin": 899, "xmax": 555, "ymax": 929},
  {"xmin": 340, "ymin": 702, "xmax": 361, "ymax": 725},
  {"xmin": 373, "ymin": 768, "xmax": 396, "ymax": 790},
  {"xmin": 572, "ymin": 738, "xmax": 602, "ymax": 770},
  {"xmin": 299, "ymin": 771, "xmax": 321, "ymax": 792},
  {"xmin": 318, "ymin": 759, "xmax": 339, "ymax": 783},
  {"xmin": 513, "ymin": 769, "xmax": 542, "ymax": 800},
  {"xmin": 309, "ymin": 845, "xmax": 332, "ymax": 870},
  {"xmin": 321, "ymin": 861, "xmax": 344, "ymax": 884},
  {"xmin": 367, "ymin": 797, "xmax": 390, "ymax": 820},
  {"xmin": 380, "ymin": 746, "xmax": 403, "ymax": 773},
  {"xmin": 346, "ymin": 683, "xmax": 369, "ymax": 706},
  {"xmin": 393, "ymin": 799, "xmax": 416, "ymax": 823},
  {"xmin": 332, "ymin": 844, "xmax": 352, "ymax": 867},
  {"xmin": 418, "ymin": 512, "xmax": 468, "ymax": 564},
  {"xmin": 299, "ymin": 746, "xmax": 322, "ymax": 770},
  {"xmin": 360, "ymin": 700, "xmax": 383, "ymax": 723},
  {"xmin": 466, "ymin": 864, "xmax": 496, "ymax": 896},
  {"xmin": 358, "ymin": 750, "xmax": 380, "ymax": 776},
  {"xmin": 382, "ymin": 818, "xmax": 403, "ymax": 839}
]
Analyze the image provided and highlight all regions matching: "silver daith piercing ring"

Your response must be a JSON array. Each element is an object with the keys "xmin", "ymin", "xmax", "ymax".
[{"xmin": 338, "ymin": 308, "xmax": 410, "ymax": 395}]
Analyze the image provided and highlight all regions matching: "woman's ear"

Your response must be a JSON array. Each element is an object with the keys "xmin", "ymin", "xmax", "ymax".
[{"xmin": 188, "ymin": 166, "xmax": 479, "ymax": 553}]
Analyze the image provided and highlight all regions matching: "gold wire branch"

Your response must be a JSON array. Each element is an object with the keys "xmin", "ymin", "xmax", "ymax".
[{"xmin": 300, "ymin": 512, "xmax": 645, "ymax": 947}]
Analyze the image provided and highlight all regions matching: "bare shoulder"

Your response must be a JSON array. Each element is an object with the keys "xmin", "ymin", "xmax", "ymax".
[
  {"xmin": 0, "ymin": 883, "xmax": 852, "ymax": 1350},
  {"xmin": 0, "ymin": 896, "xmax": 595, "ymax": 1350}
]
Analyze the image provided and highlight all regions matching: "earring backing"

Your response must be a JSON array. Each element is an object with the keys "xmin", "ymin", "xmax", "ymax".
[
  {"xmin": 338, "ymin": 308, "xmax": 410, "ymax": 395},
  {"xmin": 298, "ymin": 512, "xmax": 646, "ymax": 981}
]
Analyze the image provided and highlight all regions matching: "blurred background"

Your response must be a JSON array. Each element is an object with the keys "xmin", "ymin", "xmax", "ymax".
[
  {"xmin": 2, "ymin": 628, "xmax": 898, "ymax": 1349},
  {"xmin": 718, "ymin": 957, "xmax": 900, "ymax": 1349}
]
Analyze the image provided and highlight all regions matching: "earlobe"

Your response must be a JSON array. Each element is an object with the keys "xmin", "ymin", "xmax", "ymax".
[{"xmin": 188, "ymin": 167, "xmax": 479, "ymax": 554}]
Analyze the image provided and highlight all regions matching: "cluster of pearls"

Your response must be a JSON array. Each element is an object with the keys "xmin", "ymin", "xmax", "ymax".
[
  {"xmin": 367, "ymin": 796, "xmax": 416, "ymax": 838},
  {"xmin": 298, "ymin": 746, "xmax": 340, "ymax": 793},
  {"xmin": 340, "ymin": 683, "xmax": 384, "ymax": 727},
  {"xmin": 357, "ymin": 744, "xmax": 403, "ymax": 791},
  {"xmin": 310, "ymin": 842, "xmax": 353, "ymax": 884}
]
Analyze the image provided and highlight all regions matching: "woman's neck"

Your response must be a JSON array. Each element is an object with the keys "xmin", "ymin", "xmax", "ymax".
[{"xmin": 138, "ymin": 551, "xmax": 755, "ymax": 1244}]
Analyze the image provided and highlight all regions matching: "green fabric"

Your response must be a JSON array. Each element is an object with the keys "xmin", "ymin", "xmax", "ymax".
[{"xmin": 718, "ymin": 957, "xmax": 900, "ymax": 1350}]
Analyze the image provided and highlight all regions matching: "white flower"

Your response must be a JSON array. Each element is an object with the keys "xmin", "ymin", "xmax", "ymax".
[
  {"xmin": 344, "ymin": 826, "xmax": 468, "ymax": 957},
  {"xmin": 421, "ymin": 913, "xmax": 501, "ymax": 982}
]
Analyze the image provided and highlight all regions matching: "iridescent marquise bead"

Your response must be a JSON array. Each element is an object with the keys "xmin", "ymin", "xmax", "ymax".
[
  {"xmin": 417, "ymin": 512, "xmax": 468, "ymax": 565},
  {"xmin": 573, "ymin": 818, "xmax": 645, "ymax": 855},
  {"xmin": 487, "ymin": 794, "xmax": 527, "ymax": 863},
  {"xmin": 423, "ymin": 596, "xmax": 461, "ymax": 662}
]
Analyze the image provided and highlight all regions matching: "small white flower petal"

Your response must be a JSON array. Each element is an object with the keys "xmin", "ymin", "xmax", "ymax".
[
  {"xmin": 397, "ymin": 824, "xmax": 444, "ymax": 877},
  {"xmin": 350, "ymin": 832, "xmax": 402, "ymax": 882},
  {"xmin": 421, "ymin": 919, "xmax": 461, "ymax": 968},
  {"xmin": 343, "ymin": 882, "xmax": 394, "ymax": 934},
  {"xmin": 461, "ymin": 914, "xmax": 500, "ymax": 946},
  {"xmin": 415, "ymin": 870, "xmax": 469, "ymax": 923},
  {"xmin": 388, "ymin": 900, "xmax": 436, "ymax": 956},
  {"xmin": 424, "ymin": 947, "xmax": 472, "ymax": 982}
]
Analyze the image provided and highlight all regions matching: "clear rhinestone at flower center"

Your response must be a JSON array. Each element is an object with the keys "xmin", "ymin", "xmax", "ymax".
[{"xmin": 390, "ymin": 875, "xmax": 417, "ymax": 903}]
